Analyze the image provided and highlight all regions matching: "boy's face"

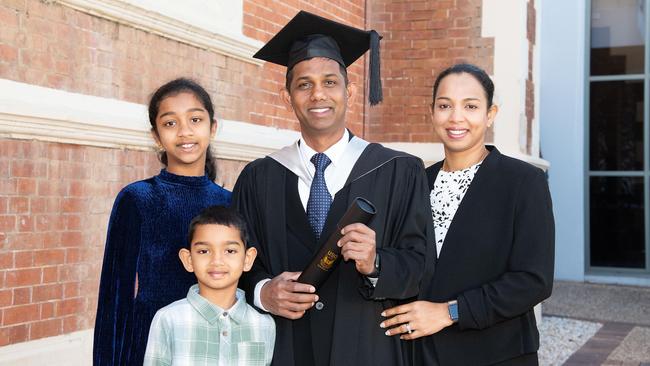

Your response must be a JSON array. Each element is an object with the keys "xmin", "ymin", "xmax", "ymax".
[{"xmin": 179, "ymin": 224, "xmax": 256, "ymax": 295}]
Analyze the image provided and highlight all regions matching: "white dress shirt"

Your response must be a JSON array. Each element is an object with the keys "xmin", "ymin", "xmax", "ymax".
[{"xmin": 296, "ymin": 129, "xmax": 351, "ymax": 208}]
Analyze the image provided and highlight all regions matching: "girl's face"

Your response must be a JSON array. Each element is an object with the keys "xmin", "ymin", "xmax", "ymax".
[
  {"xmin": 152, "ymin": 92, "xmax": 216, "ymax": 176},
  {"xmin": 430, "ymin": 72, "xmax": 497, "ymax": 155}
]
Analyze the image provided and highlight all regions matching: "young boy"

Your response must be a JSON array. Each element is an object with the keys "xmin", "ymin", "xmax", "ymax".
[{"xmin": 143, "ymin": 206, "xmax": 275, "ymax": 366}]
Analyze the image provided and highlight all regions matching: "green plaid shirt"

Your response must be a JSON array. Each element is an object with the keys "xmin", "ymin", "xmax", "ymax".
[{"xmin": 144, "ymin": 285, "xmax": 275, "ymax": 366}]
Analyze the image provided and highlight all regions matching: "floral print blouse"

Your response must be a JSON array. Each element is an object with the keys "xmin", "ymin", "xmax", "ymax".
[{"xmin": 430, "ymin": 161, "xmax": 483, "ymax": 257}]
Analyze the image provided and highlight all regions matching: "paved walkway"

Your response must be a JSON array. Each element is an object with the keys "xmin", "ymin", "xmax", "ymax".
[{"xmin": 542, "ymin": 281, "xmax": 650, "ymax": 366}]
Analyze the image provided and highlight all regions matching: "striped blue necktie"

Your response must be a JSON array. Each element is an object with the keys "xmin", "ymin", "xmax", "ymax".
[{"xmin": 307, "ymin": 153, "xmax": 332, "ymax": 240}]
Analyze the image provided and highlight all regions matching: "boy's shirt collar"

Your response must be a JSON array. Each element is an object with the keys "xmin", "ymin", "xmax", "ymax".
[{"xmin": 186, "ymin": 284, "xmax": 247, "ymax": 325}]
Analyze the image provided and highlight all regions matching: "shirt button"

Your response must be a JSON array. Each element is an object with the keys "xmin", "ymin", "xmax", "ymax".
[
  {"xmin": 222, "ymin": 331, "xmax": 228, "ymax": 337},
  {"xmin": 315, "ymin": 301, "xmax": 324, "ymax": 310},
  {"xmin": 222, "ymin": 312, "xmax": 228, "ymax": 317}
]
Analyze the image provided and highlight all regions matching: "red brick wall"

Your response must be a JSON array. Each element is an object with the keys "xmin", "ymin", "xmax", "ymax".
[
  {"xmin": 0, "ymin": 0, "xmax": 364, "ymax": 133},
  {"xmin": 0, "ymin": 140, "xmax": 156, "ymax": 345},
  {"xmin": 366, "ymin": 0, "xmax": 494, "ymax": 142},
  {"xmin": 0, "ymin": 0, "xmax": 366, "ymax": 347},
  {"xmin": 0, "ymin": 0, "xmax": 368, "ymax": 133},
  {"xmin": 0, "ymin": 138, "xmax": 244, "ymax": 345}
]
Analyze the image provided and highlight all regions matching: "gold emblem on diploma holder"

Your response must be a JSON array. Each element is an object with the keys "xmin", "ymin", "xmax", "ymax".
[
  {"xmin": 318, "ymin": 250, "xmax": 339, "ymax": 270},
  {"xmin": 297, "ymin": 197, "xmax": 376, "ymax": 289}
]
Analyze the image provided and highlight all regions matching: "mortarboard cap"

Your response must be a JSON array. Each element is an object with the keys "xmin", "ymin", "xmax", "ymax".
[{"xmin": 253, "ymin": 10, "xmax": 383, "ymax": 106}]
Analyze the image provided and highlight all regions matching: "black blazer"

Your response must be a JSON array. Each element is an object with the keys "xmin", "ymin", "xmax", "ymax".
[{"xmin": 416, "ymin": 146, "xmax": 555, "ymax": 366}]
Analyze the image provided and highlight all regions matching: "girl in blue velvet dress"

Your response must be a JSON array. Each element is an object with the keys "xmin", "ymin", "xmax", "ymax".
[{"xmin": 93, "ymin": 78, "xmax": 232, "ymax": 366}]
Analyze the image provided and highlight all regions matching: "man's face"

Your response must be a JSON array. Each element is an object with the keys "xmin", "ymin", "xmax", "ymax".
[{"xmin": 282, "ymin": 57, "xmax": 355, "ymax": 139}]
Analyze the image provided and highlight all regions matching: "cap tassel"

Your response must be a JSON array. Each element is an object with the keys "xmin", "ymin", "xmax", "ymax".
[{"xmin": 369, "ymin": 30, "xmax": 383, "ymax": 106}]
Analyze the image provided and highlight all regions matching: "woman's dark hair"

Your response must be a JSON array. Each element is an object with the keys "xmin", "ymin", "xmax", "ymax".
[
  {"xmin": 187, "ymin": 206, "xmax": 250, "ymax": 249},
  {"xmin": 148, "ymin": 78, "xmax": 218, "ymax": 181},
  {"xmin": 432, "ymin": 63, "xmax": 495, "ymax": 108}
]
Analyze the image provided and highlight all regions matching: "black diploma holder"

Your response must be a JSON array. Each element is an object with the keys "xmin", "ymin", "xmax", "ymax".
[{"xmin": 297, "ymin": 197, "xmax": 376, "ymax": 289}]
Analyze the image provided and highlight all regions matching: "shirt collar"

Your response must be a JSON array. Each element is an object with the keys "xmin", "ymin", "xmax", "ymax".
[
  {"xmin": 186, "ymin": 284, "xmax": 248, "ymax": 325},
  {"xmin": 299, "ymin": 129, "xmax": 349, "ymax": 168}
]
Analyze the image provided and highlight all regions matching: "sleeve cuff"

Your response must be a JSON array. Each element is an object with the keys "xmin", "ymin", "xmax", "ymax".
[{"xmin": 254, "ymin": 278, "xmax": 272, "ymax": 311}]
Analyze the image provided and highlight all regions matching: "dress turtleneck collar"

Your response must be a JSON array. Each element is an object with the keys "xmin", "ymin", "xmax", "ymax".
[{"xmin": 156, "ymin": 169, "xmax": 212, "ymax": 187}]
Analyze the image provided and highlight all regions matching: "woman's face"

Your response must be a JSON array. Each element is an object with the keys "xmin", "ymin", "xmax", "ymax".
[{"xmin": 430, "ymin": 72, "xmax": 497, "ymax": 154}]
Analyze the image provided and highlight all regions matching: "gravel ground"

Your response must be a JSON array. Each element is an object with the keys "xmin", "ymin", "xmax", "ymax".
[
  {"xmin": 544, "ymin": 282, "xmax": 650, "ymax": 326},
  {"xmin": 538, "ymin": 316, "xmax": 603, "ymax": 365}
]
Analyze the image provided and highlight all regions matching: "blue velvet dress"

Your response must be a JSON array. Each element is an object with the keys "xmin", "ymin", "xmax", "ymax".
[{"xmin": 93, "ymin": 170, "xmax": 231, "ymax": 366}]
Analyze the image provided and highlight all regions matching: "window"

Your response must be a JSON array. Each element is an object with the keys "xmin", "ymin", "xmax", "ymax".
[{"xmin": 588, "ymin": 0, "xmax": 649, "ymax": 272}]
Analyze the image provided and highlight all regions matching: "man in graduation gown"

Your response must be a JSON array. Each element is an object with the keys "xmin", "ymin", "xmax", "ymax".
[{"xmin": 232, "ymin": 11, "xmax": 432, "ymax": 366}]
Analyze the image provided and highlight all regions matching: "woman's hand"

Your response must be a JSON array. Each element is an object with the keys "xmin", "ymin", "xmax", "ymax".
[{"xmin": 380, "ymin": 301, "xmax": 454, "ymax": 340}]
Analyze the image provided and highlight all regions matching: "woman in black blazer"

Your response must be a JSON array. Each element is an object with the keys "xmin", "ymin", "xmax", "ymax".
[{"xmin": 380, "ymin": 64, "xmax": 555, "ymax": 365}]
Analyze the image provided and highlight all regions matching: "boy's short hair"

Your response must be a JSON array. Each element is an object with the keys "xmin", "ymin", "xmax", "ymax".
[{"xmin": 187, "ymin": 206, "xmax": 250, "ymax": 249}]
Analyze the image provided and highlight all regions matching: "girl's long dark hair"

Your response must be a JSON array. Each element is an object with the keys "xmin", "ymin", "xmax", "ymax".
[{"xmin": 148, "ymin": 78, "xmax": 217, "ymax": 181}]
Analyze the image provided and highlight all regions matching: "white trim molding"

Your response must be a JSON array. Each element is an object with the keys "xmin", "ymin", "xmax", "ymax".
[
  {"xmin": 0, "ymin": 78, "xmax": 297, "ymax": 161},
  {"xmin": 215, "ymin": 120, "xmax": 300, "ymax": 161},
  {"xmin": 585, "ymin": 274, "xmax": 650, "ymax": 287},
  {"xmin": 482, "ymin": 0, "xmax": 531, "ymax": 155},
  {"xmin": 0, "ymin": 329, "xmax": 92, "ymax": 366},
  {"xmin": 52, "ymin": 0, "xmax": 264, "ymax": 65},
  {"xmin": 382, "ymin": 142, "xmax": 550, "ymax": 170},
  {"xmin": 0, "ymin": 79, "xmax": 152, "ymax": 149},
  {"xmin": 0, "ymin": 78, "xmax": 548, "ymax": 168}
]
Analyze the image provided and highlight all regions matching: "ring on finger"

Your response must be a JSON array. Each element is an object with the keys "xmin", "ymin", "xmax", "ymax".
[{"xmin": 405, "ymin": 323, "xmax": 413, "ymax": 334}]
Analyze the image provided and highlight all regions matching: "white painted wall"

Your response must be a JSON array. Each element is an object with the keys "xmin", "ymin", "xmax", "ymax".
[
  {"xmin": 539, "ymin": 0, "xmax": 587, "ymax": 281},
  {"xmin": 123, "ymin": 0, "xmax": 245, "ymax": 38},
  {"xmin": 482, "ymin": 0, "xmax": 530, "ymax": 155},
  {"xmin": 533, "ymin": 0, "xmax": 542, "ymax": 158}
]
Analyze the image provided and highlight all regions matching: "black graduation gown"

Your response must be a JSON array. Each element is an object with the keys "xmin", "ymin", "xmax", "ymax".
[
  {"xmin": 415, "ymin": 147, "xmax": 555, "ymax": 366},
  {"xmin": 232, "ymin": 143, "xmax": 432, "ymax": 366}
]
